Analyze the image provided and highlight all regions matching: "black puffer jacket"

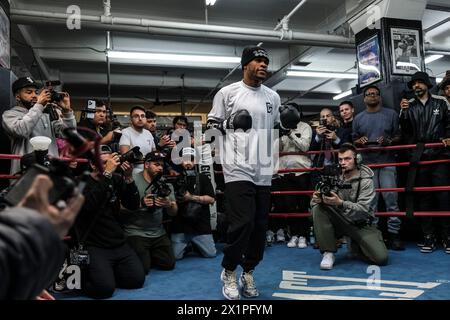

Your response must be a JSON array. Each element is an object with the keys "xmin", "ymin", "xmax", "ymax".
[
  {"xmin": 0, "ymin": 207, "xmax": 64, "ymax": 300},
  {"xmin": 400, "ymin": 94, "xmax": 450, "ymax": 158}
]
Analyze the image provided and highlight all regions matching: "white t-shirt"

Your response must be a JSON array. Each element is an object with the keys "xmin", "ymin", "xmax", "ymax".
[
  {"xmin": 208, "ymin": 80, "xmax": 281, "ymax": 186},
  {"xmin": 119, "ymin": 127, "xmax": 155, "ymax": 174}
]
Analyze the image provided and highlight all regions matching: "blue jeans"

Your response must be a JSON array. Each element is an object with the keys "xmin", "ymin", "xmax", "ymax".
[
  {"xmin": 371, "ymin": 167, "xmax": 401, "ymax": 234},
  {"xmin": 171, "ymin": 233, "xmax": 217, "ymax": 260}
]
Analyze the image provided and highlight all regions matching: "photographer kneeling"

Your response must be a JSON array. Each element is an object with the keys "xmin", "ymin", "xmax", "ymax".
[
  {"xmin": 171, "ymin": 147, "xmax": 216, "ymax": 260},
  {"xmin": 72, "ymin": 146, "xmax": 145, "ymax": 299},
  {"xmin": 311, "ymin": 143, "xmax": 388, "ymax": 270},
  {"xmin": 122, "ymin": 151, "xmax": 178, "ymax": 274}
]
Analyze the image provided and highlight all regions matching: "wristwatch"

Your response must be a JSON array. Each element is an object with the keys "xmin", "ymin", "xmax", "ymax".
[{"xmin": 103, "ymin": 171, "xmax": 113, "ymax": 179}]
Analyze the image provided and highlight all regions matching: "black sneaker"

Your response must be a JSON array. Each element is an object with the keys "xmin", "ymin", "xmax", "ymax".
[
  {"xmin": 388, "ymin": 233, "xmax": 405, "ymax": 251},
  {"xmin": 420, "ymin": 235, "xmax": 436, "ymax": 253}
]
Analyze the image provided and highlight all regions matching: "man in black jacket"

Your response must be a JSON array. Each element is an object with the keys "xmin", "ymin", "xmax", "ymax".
[
  {"xmin": 400, "ymin": 71, "xmax": 450, "ymax": 254},
  {"xmin": 72, "ymin": 146, "xmax": 145, "ymax": 299},
  {"xmin": 0, "ymin": 174, "xmax": 84, "ymax": 300}
]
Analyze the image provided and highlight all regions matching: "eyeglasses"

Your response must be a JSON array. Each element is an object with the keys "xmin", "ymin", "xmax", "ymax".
[
  {"xmin": 364, "ymin": 92, "xmax": 380, "ymax": 97},
  {"xmin": 132, "ymin": 114, "xmax": 146, "ymax": 119}
]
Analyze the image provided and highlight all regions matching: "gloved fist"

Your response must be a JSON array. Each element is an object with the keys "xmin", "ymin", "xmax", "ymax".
[
  {"xmin": 225, "ymin": 109, "xmax": 252, "ymax": 131},
  {"xmin": 280, "ymin": 104, "xmax": 301, "ymax": 129}
]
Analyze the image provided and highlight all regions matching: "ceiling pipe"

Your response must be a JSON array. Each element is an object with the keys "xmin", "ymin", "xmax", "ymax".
[
  {"xmin": 274, "ymin": 0, "xmax": 308, "ymax": 31},
  {"xmin": 424, "ymin": 16, "xmax": 450, "ymax": 33},
  {"xmin": 13, "ymin": 16, "xmax": 357, "ymax": 48},
  {"xmin": 10, "ymin": 8, "xmax": 354, "ymax": 48}
]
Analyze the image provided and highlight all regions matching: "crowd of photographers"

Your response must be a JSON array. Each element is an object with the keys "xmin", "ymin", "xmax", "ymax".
[{"xmin": 0, "ymin": 69, "xmax": 449, "ymax": 299}]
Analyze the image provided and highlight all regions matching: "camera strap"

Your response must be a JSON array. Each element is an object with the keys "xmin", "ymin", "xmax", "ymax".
[{"xmin": 192, "ymin": 170, "xmax": 201, "ymax": 196}]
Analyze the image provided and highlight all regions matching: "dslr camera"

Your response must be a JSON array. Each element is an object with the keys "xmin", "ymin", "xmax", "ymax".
[
  {"xmin": 45, "ymin": 80, "xmax": 66, "ymax": 103},
  {"xmin": 42, "ymin": 80, "xmax": 66, "ymax": 121},
  {"xmin": 174, "ymin": 169, "xmax": 196, "ymax": 199},
  {"xmin": 319, "ymin": 118, "xmax": 336, "ymax": 132},
  {"xmin": 120, "ymin": 146, "xmax": 143, "ymax": 164},
  {"xmin": 141, "ymin": 174, "xmax": 172, "ymax": 208},
  {"xmin": 3, "ymin": 159, "xmax": 78, "ymax": 207},
  {"xmin": 315, "ymin": 164, "xmax": 351, "ymax": 197}
]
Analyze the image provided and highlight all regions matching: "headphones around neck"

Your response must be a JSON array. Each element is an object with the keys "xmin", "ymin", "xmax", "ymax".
[{"xmin": 355, "ymin": 152, "xmax": 363, "ymax": 168}]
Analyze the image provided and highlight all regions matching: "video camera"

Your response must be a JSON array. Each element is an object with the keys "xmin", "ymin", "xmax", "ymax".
[
  {"xmin": 319, "ymin": 118, "xmax": 336, "ymax": 132},
  {"xmin": 120, "ymin": 146, "xmax": 143, "ymax": 164},
  {"xmin": 315, "ymin": 164, "xmax": 351, "ymax": 197}
]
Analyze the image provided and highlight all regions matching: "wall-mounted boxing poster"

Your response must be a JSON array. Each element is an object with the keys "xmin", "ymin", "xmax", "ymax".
[
  {"xmin": 357, "ymin": 34, "xmax": 382, "ymax": 88},
  {"xmin": 390, "ymin": 27, "xmax": 422, "ymax": 75},
  {"xmin": 0, "ymin": 5, "xmax": 10, "ymax": 69}
]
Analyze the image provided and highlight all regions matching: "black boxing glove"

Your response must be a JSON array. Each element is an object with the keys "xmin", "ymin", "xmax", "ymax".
[
  {"xmin": 225, "ymin": 109, "xmax": 252, "ymax": 131},
  {"xmin": 280, "ymin": 104, "xmax": 301, "ymax": 129}
]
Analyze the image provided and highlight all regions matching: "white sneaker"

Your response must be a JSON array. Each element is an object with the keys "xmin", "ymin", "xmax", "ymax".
[
  {"xmin": 221, "ymin": 269, "xmax": 240, "ymax": 300},
  {"xmin": 287, "ymin": 236, "xmax": 298, "ymax": 248},
  {"xmin": 276, "ymin": 228, "xmax": 286, "ymax": 242},
  {"xmin": 320, "ymin": 252, "xmax": 335, "ymax": 270},
  {"xmin": 266, "ymin": 230, "xmax": 274, "ymax": 247},
  {"xmin": 239, "ymin": 270, "xmax": 259, "ymax": 298},
  {"xmin": 297, "ymin": 236, "xmax": 308, "ymax": 249}
]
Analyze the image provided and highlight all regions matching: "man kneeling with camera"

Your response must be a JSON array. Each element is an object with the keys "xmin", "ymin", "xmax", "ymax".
[
  {"xmin": 122, "ymin": 151, "xmax": 178, "ymax": 274},
  {"xmin": 311, "ymin": 143, "xmax": 388, "ymax": 270},
  {"xmin": 72, "ymin": 146, "xmax": 145, "ymax": 299},
  {"xmin": 171, "ymin": 147, "xmax": 216, "ymax": 260}
]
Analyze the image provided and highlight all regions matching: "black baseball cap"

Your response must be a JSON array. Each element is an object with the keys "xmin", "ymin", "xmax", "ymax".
[
  {"xmin": 144, "ymin": 151, "xmax": 167, "ymax": 162},
  {"xmin": 12, "ymin": 77, "xmax": 41, "ymax": 94}
]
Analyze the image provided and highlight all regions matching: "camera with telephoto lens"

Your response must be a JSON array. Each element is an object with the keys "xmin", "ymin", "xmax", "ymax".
[
  {"xmin": 141, "ymin": 173, "xmax": 172, "ymax": 208},
  {"xmin": 315, "ymin": 164, "xmax": 352, "ymax": 197},
  {"xmin": 120, "ymin": 146, "xmax": 143, "ymax": 164},
  {"xmin": 319, "ymin": 118, "xmax": 336, "ymax": 132}
]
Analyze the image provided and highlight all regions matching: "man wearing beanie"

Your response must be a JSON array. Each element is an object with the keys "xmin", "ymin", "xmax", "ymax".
[
  {"xmin": 207, "ymin": 45, "xmax": 281, "ymax": 300},
  {"xmin": 399, "ymin": 71, "xmax": 450, "ymax": 254}
]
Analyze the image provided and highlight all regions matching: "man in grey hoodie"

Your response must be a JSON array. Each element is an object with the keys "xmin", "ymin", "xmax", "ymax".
[
  {"xmin": 2, "ymin": 77, "xmax": 76, "ymax": 175},
  {"xmin": 311, "ymin": 143, "xmax": 388, "ymax": 270}
]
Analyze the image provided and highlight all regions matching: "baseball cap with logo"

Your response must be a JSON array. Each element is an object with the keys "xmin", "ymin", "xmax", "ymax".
[
  {"xmin": 12, "ymin": 77, "xmax": 41, "ymax": 94},
  {"xmin": 144, "ymin": 151, "xmax": 167, "ymax": 163}
]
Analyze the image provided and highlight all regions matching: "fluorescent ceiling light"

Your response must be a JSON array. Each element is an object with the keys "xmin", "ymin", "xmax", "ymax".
[
  {"xmin": 108, "ymin": 51, "xmax": 240, "ymax": 64},
  {"xmin": 206, "ymin": 0, "xmax": 217, "ymax": 6},
  {"xmin": 333, "ymin": 90, "xmax": 352, "ymax": 100},
  {"xmin": 424, "ymin": 54, "xmax": 444, "ymax": 64},
  {"xmin": 286, "ymin": 70, "xmax": 358, "ymax": 79}
]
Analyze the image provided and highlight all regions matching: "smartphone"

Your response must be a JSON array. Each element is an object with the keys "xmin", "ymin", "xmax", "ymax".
[{"xmin": 86, "ymin": 100, "xmax": 96, "ymax": 119}]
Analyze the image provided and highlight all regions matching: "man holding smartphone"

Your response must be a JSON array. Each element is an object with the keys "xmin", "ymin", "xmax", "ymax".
[{"xmin": 400, "ymin": 71, "xmax": 450, "ymax": 254}]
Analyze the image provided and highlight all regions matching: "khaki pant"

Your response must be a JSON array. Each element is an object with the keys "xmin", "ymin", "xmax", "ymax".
[{"xmin": 312, "ymin": 205, "xmax": 388, "ymax": 266}]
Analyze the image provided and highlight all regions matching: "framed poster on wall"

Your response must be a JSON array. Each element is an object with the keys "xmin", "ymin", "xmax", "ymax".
[
  {"xmin": 390, "ymin": 27, "xmax": 422, "ymax": 75},
  {"xmin": 357, "ymin": 34, "xmax": 382, "ymax": 88},
  {"xmin": 0, "ymin": 4, "xmax": 10, "ymax": 69}
]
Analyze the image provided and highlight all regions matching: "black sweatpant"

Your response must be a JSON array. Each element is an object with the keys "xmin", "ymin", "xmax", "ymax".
[
  {"xmin": 127, "ymin": 234, "xmax": 176, "ymax": 274},
  {"xmin": 221, "ymin": 181, "xmax": 271, "ymax": 272},
  {"xmin": 271, "ymin": 173, "xmax": 311, "ymax": 236},
  {"xmin": 84, "ymin": 243, "xmax": 145, "ymax": 299},
  {"xmin": 415, "ymin": 163, "xmax": 450, "ymax": 239}
]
